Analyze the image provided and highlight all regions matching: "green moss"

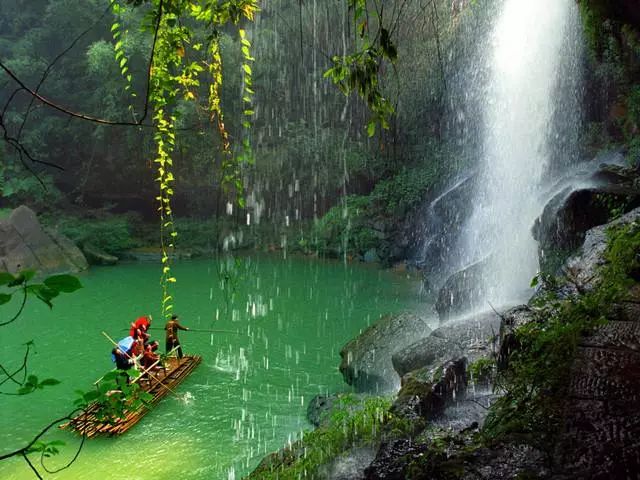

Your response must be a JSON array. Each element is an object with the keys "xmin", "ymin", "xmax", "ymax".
[
  {"xmin": 247, "ymin": 396, "xmax": 394, "ymax": 480},
  {"xmin": 578, "ymin": 0, "xmax": 609, "ymax": 59},
  {"xmin": 467, "ymin": 358, "xmax": 495, "ymax": 385}
]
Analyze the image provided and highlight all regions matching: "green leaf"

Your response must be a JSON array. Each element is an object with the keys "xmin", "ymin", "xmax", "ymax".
[
  {"xmin": 27, "ymin": 285, "xmax": 59, "ymax": 308},
  {"xmin": 0, "ymin": 272, "xmax": 15, "ymax": 286},
  {"xmin": 44, "ymin": 274, "xmax": 82, "ymax": 293},
  {"xmin": 367, "ymin": 121, "xmax": 376, "ymax": 137},
  {"xmin": 0, "ymin": 293, "xmax": 11, "ymax": 305},
  {"xmin": 39, "ymin": 378, "xmax": 61, "ymax": 387}
]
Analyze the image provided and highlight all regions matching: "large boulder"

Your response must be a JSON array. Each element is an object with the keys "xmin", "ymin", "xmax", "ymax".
[
  {"xmin": 339, "ymin": 312, "xmax": 431, "ymax": 393},
  {"xmin": 553, "ymin": 313, "xmax": 640, "ymax": 477},
  {"xmin": 435, "ymin": 257, "xmax": 488, "ymax": 322},
  {"xmin": 533, "ymin": 164, "xmax": 640, "ymax": 273},
  {"xmin": 417, "ymin": 172, "xmax": 478, "ymax": 286},
  {"xmin": 391, "ymin": 357, "xmax": 468, "ymax": 423},
  {"xmin": 0, "ymin": 206, "xmax": 88, "ymax": 274},
  {"xmin": 392, "ymin": 310, "xmax": 500, "ymax": 378},
  {"xmin": 564, "ymin": 207, "xmax": 640, "ymax": 293}
]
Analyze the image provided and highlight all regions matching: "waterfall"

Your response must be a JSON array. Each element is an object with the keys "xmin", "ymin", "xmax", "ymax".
[
  {"xmin": 425, "ymin": 0, "xmax": 583, "ymax": 316},
  {"xmin": 458, "ymin": 0, "xmax": 583, "ymax": 308}
]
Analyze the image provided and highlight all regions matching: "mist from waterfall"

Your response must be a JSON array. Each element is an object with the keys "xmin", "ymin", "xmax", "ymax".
[{"xmin": 425, "ymin": 0, "xmax": 584, "ymax": 314}]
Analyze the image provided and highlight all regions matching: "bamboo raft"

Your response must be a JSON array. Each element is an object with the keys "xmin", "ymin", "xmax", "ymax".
[{"xmin": 60, "ymin": 355, "xmax": 201, "ymax": 437}]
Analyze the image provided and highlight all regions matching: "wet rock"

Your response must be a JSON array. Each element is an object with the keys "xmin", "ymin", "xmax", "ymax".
[
  {"xmin": 82, "ymin": 242, "xmax": 118, "ymax": 266},
  {"xmin": 391, "ymin": 358, "xmax": 467, "ymax": 422},
  {"xmin": 0, "ymin": 205, "xmax": 88, "ymax": 274},
  {"xmin": 534, "ymin": 164, "xmax": 640, "ymax": 273},
  {"xmin": 392, "ymin": 310, "xmax": 500, "ymax": 378},
  {"xmin": 364, "ymin": 437, "xmax": 427, "ymax": 480},
  {"xmin": 460, "ymin": 443, "xmax": 550, "ymax": 480},
  {"xmin": 317, "ymin": 447, "xmax": 377, "ymax": 480},
  {"xmin": 564, "ymin": 207, "xmax": 640, "ymax": 293},
  {"xmin": 339, "ymin": 312, "xmax": 431, "ymax": 393},
  {"xmin": 435, "ymin": 257, "xmax": 487, "ymax": 322},
  {"xmin": 554, "ymin": 318, "xmax": 640, "ymax": 478},
  {"xmin": 496, "ymin": 305, "xmax": 537, "ymax": 370},
  {"xmin": 417, "ymin": 172, "xmax": 478, "ymax": 284}
]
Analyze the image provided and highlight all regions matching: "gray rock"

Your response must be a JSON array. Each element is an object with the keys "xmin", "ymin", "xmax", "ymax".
[
  {"xmin": 392, "ymin": 310, "xmax": 500, "ymax": 378},
  {"xmin": 339, "ymin": 312, "xmax": 431, "ymax": 393},
  {"xmin": 564, "ymin": 207, "xmax": 640, "ymax": 293},
  {"xmin": 317, "ymin": 447, "xmax": 377, "ymax": 480},
  {"xmin": 534, "ymin": 164, "xmax": 640, "ymax": 273},
  {"xmin": 0, "ymin": 206, "xmax": 88, "ymax": 274},
  {"xmin": 496, "ymin": 305, "xmax": 538, "ymax": 370},
  {"xmin": 82, "ymin": 242, "xmax": 118, "ymax": 266},
  {"xmin": 391, "ymin": 357, "xmax": 468, "ymax": 422},
  {"xmin": 435, "ymin": 257, "xmax": 488, "ymax": 322}
]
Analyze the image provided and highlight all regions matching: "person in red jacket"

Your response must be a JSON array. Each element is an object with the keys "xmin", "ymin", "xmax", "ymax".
[{"xmin": 130, "ymin": 315, "xmax": 152, "ymax": 341}]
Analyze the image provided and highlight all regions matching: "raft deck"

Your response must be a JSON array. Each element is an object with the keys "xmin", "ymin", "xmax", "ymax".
[{"xmin": 61, "ymin": 355, "xmax": 201, "ymax": 437}]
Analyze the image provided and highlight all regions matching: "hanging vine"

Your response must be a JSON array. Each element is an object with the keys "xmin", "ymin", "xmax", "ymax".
[{"xmin": 109, "ymin": 0, "xmax": 259, "ymax": 317}]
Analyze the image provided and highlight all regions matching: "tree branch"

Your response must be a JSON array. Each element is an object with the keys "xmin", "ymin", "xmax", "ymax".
[
  {"xmin": 138, "ymin": 0, "xmax": 164, "ymax": 124},
  {"xmin": 0, "ymin": 60, "xmax": 151, "ymax": 127},
  {"xmin": 16, "ymin": 1, "xmax": 117, "ymax": 143}
]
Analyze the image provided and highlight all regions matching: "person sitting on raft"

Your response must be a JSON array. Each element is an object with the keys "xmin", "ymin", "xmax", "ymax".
[
  {"xmin": 112, "ymin": 347, "xmax": 133, "ymax": 371},
  {"xmin": 142, "ymin": 341, "xmax": 161, "ymax": 370},
  {"xmin": 130, "ymin": 315, "xmax": 152, "ymax": 340}
]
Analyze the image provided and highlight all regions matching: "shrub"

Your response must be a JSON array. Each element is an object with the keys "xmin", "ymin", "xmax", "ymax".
[
  {"xmin": 312, "ymin": 195, "xmax": 378, "ymax": 256},
  {"xmin": 56, "ymin": 216, "xmax": 135, "ymax": 255}
]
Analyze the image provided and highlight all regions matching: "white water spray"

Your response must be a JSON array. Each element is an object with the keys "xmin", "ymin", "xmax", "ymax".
[{"xmin": 457, "ymin": 0, "xmax": 582, "ymax": 308}]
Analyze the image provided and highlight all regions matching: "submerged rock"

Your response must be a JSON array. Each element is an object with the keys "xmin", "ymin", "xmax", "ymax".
[
  {"xmin": 82, "ymin": 242, "xmax": 118, "ymax": 266},
  {"xmin": 339, "ymin": 312, "xmax": 431, "ymax": 393},
  {"xmin": 0, "ymin": 206, "xmax": 88, "ymax": 274}
]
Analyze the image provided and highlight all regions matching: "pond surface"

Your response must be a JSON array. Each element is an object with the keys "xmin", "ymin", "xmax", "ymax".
[{"xmin": 0, "ymin": 255, "xmax": 424, "ymax": 479}]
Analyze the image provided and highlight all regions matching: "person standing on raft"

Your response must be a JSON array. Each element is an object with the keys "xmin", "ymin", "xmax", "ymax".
[{"xmin": 165, "ymin": 314, "xmax": 189, "ymax": 359}]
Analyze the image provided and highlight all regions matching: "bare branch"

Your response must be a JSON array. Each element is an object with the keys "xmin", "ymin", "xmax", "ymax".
[
  {"xmin": 0, "ymin": 60, "xmax": 150, "ymax": 127},
  {"xmin": 139, "ymin": 0, "xmax": 164, "ymax": 124},
  {"xmin": 16, "ymin": 1, "xmax": 117, "ymax": 143}
]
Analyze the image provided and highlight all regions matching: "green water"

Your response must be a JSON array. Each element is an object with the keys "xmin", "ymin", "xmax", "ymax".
[{"xmin": 1, "ymin": 255, "xmax": 423, "ymax": 479}]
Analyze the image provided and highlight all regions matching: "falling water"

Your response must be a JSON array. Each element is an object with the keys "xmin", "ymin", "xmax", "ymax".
[{"xmin": 454, "ymin": 0, "xmax": 583, "ymax": 308}]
